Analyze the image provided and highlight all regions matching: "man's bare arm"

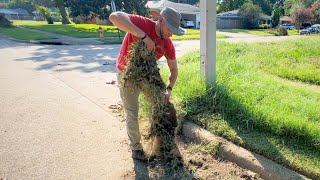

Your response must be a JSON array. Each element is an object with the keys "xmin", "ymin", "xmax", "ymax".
[
  {"xmin": 109, "ymin": 12, "xmax": 145, "ymax": 38},
  {"xmin": 109, "ymin": 11, "xmax": 155, "ymax": 51},
  {"xmin": 167, "ymin": 59, "xmax": 178, "ymax": 88}
]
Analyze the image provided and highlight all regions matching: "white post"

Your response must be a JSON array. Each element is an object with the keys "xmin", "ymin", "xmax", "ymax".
[{"xmin": 200, "ymin": 0, "xmax": 216, "ymax": 84}]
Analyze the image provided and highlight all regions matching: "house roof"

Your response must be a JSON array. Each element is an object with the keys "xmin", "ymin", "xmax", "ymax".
[
  {"xmin": 146, "ymin": 0, "xmax": 200, "ymax": 14},
  {"xmin": 280, "ymin": 16, "xmax": 292, "ymax": 22},
  {"xmin": 12, "ymin": 9, "xmax": 29, "ymax": 15},
  {"xmin": 0, "ymin": 8, "xmax": 29, "ymax": 15},
  {"xmin": 217, "ymin": 9, "xmax": 271, "ymax": 20},
  {"xmin": 217, "ymin": 10, "xmax": 239, "ymax": 16},
  {"xmin": 0, "ymin": 9, "xmax": 20, "ymax": 15}
]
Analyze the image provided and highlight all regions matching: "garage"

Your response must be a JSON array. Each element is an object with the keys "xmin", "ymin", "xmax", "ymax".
[{"xmin": 146, "ymin": 0, "xmax": 200, "ymax": 29}]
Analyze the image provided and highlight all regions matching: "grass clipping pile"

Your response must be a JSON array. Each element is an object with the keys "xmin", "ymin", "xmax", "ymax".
[{"xmin": 120, "ymin": 41, "xmax": 179, "ymax": 162}]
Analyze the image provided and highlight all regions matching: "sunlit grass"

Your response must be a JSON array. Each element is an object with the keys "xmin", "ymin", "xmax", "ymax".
[
  {"xmin": 154, "ymin": 37, "xmax": 320, "ymax": 178},
  {"xmin": 0, "ymin": 26, "xmax": 55, "ymax": 40},
  {"xmin": 219, "ymin": 28, "xmax": 300, "ymax": 36}
]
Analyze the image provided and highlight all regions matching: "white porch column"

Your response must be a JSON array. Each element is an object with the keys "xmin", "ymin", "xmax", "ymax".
[{"xmin": 200, "ymin": 0, "xmax": 217, "ymax": 84}]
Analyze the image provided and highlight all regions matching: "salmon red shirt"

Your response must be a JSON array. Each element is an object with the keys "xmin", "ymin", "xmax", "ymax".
[{"xmin": 116, "ymin": 14, "xmax": 176, "ymax": 71}]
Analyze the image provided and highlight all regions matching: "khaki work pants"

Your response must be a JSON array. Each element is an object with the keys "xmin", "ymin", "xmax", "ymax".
[{"xmin": 118, "ymin": 72, "xmax": 143, "ymax": 151}]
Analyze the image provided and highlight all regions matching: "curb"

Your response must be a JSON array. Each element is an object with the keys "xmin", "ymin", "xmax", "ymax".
[{"xmin": 182, "ymin": 122, "xmax": 309, "ymax": 180}]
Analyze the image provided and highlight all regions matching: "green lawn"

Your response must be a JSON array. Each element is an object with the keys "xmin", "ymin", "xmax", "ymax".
[
  {"xmin": 141, "ymin": 36, "xmax": 320, "ymax": 178},
  {"xmin": 0, "ymin": 26, "xmax": 54, "ymax": 40},
  {"xmin": 13, "ymin": 20, "xmax": 229, "ymax": 40},
  {"xmin": 218, "ymin": 28, "xmax": 300, "ymax": 36},
  {"xmin": 13, "ymin": 20, "xmax": 125, "ymax": 38}
]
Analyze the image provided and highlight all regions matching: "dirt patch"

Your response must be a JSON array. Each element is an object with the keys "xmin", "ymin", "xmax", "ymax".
[{"xmin": 121, "ymin": 136, "xmax": 261, "ymax": 180}]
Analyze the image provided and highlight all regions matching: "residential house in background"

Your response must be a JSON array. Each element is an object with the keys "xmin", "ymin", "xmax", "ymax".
[
  {"xmin": 217, "ymin": 10, "xmax": 243, "ymax": 29},
  {"xmin": 0, "ymin": 8, "xmax": 31, "ymax": 20},
  {"xmin": 146, "ymin": 0, "xmax": 200, "ymax": 29}
]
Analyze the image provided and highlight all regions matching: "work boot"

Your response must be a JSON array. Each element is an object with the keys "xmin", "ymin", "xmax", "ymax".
[{"xmin": 132, "ymin": 150, "xmax": 148, "ymax": 162}]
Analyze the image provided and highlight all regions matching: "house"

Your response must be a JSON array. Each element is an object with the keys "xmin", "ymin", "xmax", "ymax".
[
  {"xmin": 217, "ymin": 9, "xmax": 273, "ymax": 29},
  {"xmin": 280, "ymin": 16, "xmax": 293, "ymax": 25},
  {"xmin": 146, "ymin": 0, "xmax": 200, "ymax": 29},
  {"xmin": 0, "ymin": 8, "xmax": 31, "ymax": 20},
  {"xmin": 217, "ymin": 10, "xmax": 243, "ymax": 29}
]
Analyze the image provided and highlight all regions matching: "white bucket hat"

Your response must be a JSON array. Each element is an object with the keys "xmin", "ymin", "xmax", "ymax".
[{"xmin": 160, "ymin": 7, "xmax": 186, "ymax": 36}]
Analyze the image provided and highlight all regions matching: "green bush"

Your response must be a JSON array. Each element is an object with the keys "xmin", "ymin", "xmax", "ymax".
[
  {"xmin": 0, "ymin": 13, "xmax": 13, "ymax": 27},
  {"xmin": 258, "ymin": 24, "xmax": 271, "ymax": 29},
  {"xmin": 46, "ymin": 17, "xmax": 54, "ymax": 24},
  {"xmin": 72, "ymin": 17, "xmax": 82, "ymax": 24}
]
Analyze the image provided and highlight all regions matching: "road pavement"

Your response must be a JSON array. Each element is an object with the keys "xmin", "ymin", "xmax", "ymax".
[{"xmin": 0, "ymin": 39, "xmax": 131, "ymax": 179}]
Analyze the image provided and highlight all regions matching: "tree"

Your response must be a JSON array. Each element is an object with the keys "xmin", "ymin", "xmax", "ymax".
[
  {"xmin": 52, "ymin": 0, "xmax": 70, "ymax": 24},
  {"xmin": 66, "ymin": 0, "xmax": 149, "ymax": 20},
  {"xmin": 7, "ymin": 0, "xmax": 35, "ymax": 14},
  {"xmin": 292, "ymin": 7, "xmax": 315, "ymax": 29},
  {"xmin": 238, "ymin": 2, "xmax": 263, "ymax": 29},
  {"xmin": 271, "ymin": 4, "xmax": 282, "ymax": 27},
  {"xmin": 218, "ymin": 0, "xmax": 248, "ymax": 13},
  {"xmin": 313, "ymin": 1, "xmax": 320, "ymax": 22},
  {"xmin": 32, "ymin": 0, "xmax": 70, "ymax": 24},
  {"xmin": 0, "ymin": 2, "xmax": 7, "ymax": 8}
]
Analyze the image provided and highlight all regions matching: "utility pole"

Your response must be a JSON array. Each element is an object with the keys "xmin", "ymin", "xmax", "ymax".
[{"xmin": 200, "ymin": 0, "xmax": 216, "ymax": 84}]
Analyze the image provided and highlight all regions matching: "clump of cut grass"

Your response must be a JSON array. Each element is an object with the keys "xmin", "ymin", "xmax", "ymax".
[{"xmin": 119, "ymin": 41, "xmax": 180, "ymax": 163}]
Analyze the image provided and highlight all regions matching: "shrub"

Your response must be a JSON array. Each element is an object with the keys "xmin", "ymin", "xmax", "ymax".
[
  {"xmin": 258, "ymin": 24, "xmax": 271, "ymax": 29},
  {"xmin": 0, "ymin": 13, "xmax": 13, "ymax": 27},
  {"xmin": 268, "ymin": 27, "xmax": 288, "ymax": 36},
  {"xmin": 277, "ymin": 27, "xmax": 288, "ymax": 36},
  {"xmin": 46, "ymin": 17, "xmax": 54, "ymax": 24},
  {"xmin": 72, "ymin": 17, "xmax": 82, "ymax": 24}
]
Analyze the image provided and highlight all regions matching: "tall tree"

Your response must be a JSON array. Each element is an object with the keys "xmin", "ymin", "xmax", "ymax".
[
  {"xmin": 292, "ymin": 7, "xmax": 314, "ymax": 29},
  {"xmin": 52, "ymin": 0, "xmax": 70, "ymax": 24},
  {"xmin": 32, "ymin": 0, "xmax": 70, "ymax": 24},
  {"xmin": 238, "ymin": 2, "xmax": 263, "ymax": 29},
  {"xmin": 66, "ymin": 0, "xmax": 148, "ymax": 20},
  {"xmin": 7, "ymin": 0, "xmax": 35, "ymax": 14},
  {"xmin": 271, "ymin": 4, "xmax": 282, "ymax": 27}
]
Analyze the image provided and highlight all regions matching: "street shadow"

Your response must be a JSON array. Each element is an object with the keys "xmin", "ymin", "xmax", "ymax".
[
  {"xmin": 13, "ymin": 44, "xmax": 121, "ymax": 73},
  {"xmin": 133, "ymin": 159, "xmax": 149, "ymax": 180},
  {"xmin": 0, "ymin": 38, "xmax": 31, "ymax": 49},
  {"xmin": 185, "ymin": 84, "xmax": 319, "ymax": 179}
]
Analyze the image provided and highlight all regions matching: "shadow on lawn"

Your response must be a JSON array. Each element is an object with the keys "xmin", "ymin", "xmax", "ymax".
[
  {"xmin": 184, "ymin": 84, "xmax": 320, "ymax": 179},
  {"xmin": 14, "ymin": 44, "xmax": 121, "ymax": 73}
]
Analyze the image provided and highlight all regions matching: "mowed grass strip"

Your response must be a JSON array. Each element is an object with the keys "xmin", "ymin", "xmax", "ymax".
[
  {"xmin": 13, "ymin": 20, "xmax": 126, "ymax": 38},
  {"xmin": 0, "ymin": 26, "xmax": 54, "ymax": 40},
  {"xmin": 172, "ymin": 29, "xmax": 229, "ymax": 40},
  {"xmin": 218, "ymin": 28, "xmax": 300, "ymax": 36},
  {"xmin": 156, "ymin": 38, "xmax": 320, "ymax": 178}
]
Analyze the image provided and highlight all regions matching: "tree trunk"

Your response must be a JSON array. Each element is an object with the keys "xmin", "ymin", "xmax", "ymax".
[{"xmin": 55, "ymin": 0, "xmax": 70, "ymax": 24}]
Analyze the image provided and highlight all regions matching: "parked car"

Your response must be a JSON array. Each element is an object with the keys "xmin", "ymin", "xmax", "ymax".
[
  {"xmin": 279, "ymin": 23, "xmax": 295, "ymax": 30},
  {"xmin": 181, "ymin": 19, "xmax": 194, "ymax": 28},
  {"xmin": 300, "ymin": 27, "xmax": 319, "ymax": 35},
  {"xmin": 311, "ymin": 24, "xmax": 320, "ymax": 31}
]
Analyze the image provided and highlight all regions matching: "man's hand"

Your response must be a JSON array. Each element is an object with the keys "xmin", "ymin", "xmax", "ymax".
[
  {"xmin": 142, "ymin": 36, "xmax": 155, "ymax": 52},
  {"xmin": 163, "ymin": 88, "xmax": 172, "ymax": 104}
]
